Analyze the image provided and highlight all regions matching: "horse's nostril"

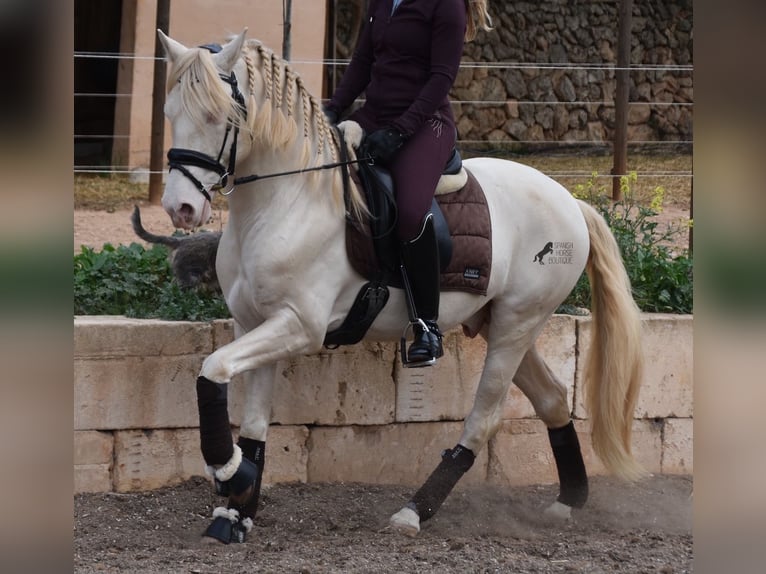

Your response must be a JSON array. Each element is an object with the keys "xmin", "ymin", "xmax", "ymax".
[{"xmin": 179, "ymin": 204, "xmax": 194, "ymax": 224}]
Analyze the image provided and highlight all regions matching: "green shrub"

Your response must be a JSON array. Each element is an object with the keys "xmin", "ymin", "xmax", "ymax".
[
  {"xmin": 74, "ymin": 243, "xmax": 230, "ymax": 321},
  {"xmin": 560, "ymin": 172, "xmax": 693, "ymax": 314}
]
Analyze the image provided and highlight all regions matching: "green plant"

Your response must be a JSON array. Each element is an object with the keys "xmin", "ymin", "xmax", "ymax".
[
  {"xmin": 559, "ymin": 172, "xmax": 693, "ymax": 314},
  {"xmin": 74, "ymin": 243, "xmax": 229, "ymax": 321}
]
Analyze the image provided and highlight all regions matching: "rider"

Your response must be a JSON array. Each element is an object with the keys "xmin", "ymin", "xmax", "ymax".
[{"xmin": 324, "ymin": 0, "xmax": 493, "ymax": 364}]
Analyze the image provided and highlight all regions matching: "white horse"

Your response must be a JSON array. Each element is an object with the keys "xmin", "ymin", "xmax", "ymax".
[{"xmin": 157, "ymin": 30, "xmax": 644, "ymax": 544}]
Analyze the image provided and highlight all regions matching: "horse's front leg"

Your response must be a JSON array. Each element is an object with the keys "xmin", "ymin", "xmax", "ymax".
[
  {"xmin": 200, "ymin": 362, "xmax": 276, "ymax": 544},
  {"xmin": 196, "ymin": 312, "xmax": 320, "ymax": 544},
  {"xmin": 201, "ymin": 309, "xmax": 320, "ymax": 384}
]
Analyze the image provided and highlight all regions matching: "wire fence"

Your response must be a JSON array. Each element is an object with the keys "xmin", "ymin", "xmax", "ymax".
[{"xmin": 74, "ymin": 53, "xmax": 693, "ymax": 184}]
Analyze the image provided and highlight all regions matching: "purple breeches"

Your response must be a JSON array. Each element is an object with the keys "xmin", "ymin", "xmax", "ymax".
[{"xmin": 352, "ymin": 110, "xmax": 456, "ymax": 241}]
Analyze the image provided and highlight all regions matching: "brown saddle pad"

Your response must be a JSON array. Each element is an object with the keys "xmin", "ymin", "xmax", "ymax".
[{"xmin": 345, "ymin": 169, "xmax": 492, "ymax": 295}]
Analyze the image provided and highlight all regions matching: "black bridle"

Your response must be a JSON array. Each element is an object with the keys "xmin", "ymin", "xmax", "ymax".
[
  {"xmin": 167, "ymin": 57, "xmax": 246, "ymax": 202},
  {"xmin": 167, "ymin": 44, "xmax": 371, "ymax": 204}
]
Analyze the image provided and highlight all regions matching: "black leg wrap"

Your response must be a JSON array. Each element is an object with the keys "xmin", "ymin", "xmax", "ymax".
[
  {"xmin": 233, "ymin": 437, "xmax": 266, "ymax": 519},
  {"xmin": 548, "ymin": 421, "xmax": 589, "ymax": 508},
  {"xmin": 238, "ymin": 437, "xmax": 266, "ymax": 466},
  {"xmin": 196, "ymin": 376, "xmax": 234, "ymax": 466},
  {"xmin": 410, "ymin": 445, "xmax": 475, "ymax": 522}
]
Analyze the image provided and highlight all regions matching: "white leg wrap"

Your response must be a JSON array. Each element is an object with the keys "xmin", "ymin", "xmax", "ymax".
[
  {"xmin": 389, "ymin": 506, "xmax": 420, "ymax": 537},
  {"xmin": 543, "ymin": 500, "xmax": 573, "ymax": 521},
  {"xmin": 212, "ymin": 445, "xmax": 243, "ymax": 482},
  {"xmin": 240, "ymin": 517, "xmax": 253, "ymax": 533}
]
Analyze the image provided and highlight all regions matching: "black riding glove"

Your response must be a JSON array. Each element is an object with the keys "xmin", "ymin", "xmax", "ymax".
[
  {"xmin": 364, "ymin": 128, "xmax": 407, "ymax": 165},
  {"xmin": 322, "ymin": 105, "xmax": 339, "ymax": 126}
]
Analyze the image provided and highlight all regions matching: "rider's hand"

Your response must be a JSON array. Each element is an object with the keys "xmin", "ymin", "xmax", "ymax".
[
  {"xmin": 364, "ymin": 128, "xmax": 407, "ymax": 165},
  {"xmin": 322, "ymin": 105, "xmax": 339, "ymax": 126}
]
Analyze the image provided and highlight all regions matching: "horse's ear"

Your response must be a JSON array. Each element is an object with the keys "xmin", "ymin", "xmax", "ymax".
[
  {"xmin": 157, "ymin": 29, "xmax": 188, "ymax": 63},
  {"xmin": 212, "ymin": 29, "xmax": 248, "ymax": 73}
]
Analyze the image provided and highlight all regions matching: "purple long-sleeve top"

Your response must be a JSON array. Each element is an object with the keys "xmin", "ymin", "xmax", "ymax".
[{"xmin": 327, "ymin": 0, "xmax": 466, "ymax": 137}]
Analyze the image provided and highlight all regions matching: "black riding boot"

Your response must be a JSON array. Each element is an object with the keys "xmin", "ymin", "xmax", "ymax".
[{"xmin": 401, "ymin": 213, "xmax": 443, "ymax": 364}]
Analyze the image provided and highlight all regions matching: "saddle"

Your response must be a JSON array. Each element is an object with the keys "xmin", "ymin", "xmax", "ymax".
[{"xmin": 324, "ymin": 123, "xmax": 492, "ymax": 347}]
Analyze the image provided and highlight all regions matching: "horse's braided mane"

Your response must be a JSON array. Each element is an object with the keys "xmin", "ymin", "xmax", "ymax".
[
  {"xmin": 244, "ymin": 40, "xmax": 366, "ymax": 219},
  {"xmin": 167, "ymin": 47, "xmax": 248, "ymax": 131}
]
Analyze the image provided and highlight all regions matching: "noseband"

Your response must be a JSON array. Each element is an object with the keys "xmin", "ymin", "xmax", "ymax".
[{"xmin": 167, "ymin": 44, "xmax": 246, "ymax": 202}]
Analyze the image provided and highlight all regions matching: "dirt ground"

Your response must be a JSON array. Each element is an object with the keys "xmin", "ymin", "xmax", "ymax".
[
  {"xmin": 74, "ymin": 474, "xmax": 692, "ymax": 573},
  {"xmin": 74, "ymin": 204, "xmax": 230, "ymax": 253}
]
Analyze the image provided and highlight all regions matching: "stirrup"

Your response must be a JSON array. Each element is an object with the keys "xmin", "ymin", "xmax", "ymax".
[{"xmin": 400, "ymin": 318, "xmax": 439, "ymax": 368}]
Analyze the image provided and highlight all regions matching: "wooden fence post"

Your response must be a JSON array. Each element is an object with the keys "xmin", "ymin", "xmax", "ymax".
[
  {"xmin": 612, "ymin": 0, "xmax": 633, "ymax": 201},
  {"xmin": 148, "ymin": 0, "xmax": 171, "ymax": 205}
]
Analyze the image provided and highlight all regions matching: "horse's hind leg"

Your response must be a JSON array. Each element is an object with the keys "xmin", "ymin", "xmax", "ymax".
[
  {"xmin": 390, "ymin": 316, "xmax": 532, "ymax": 536},
  {"xmin": 199, "ymin": 357, "xmax": 276, "ymax": 543},
  {"xmin": 513, "ymin": 346, "xmax": 588, "ymax": 519}
]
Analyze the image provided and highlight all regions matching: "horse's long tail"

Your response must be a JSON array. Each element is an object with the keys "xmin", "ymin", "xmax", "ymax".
[{"xmin": 578, "ymin": 199, "xmax": 645, "ymax": 481}]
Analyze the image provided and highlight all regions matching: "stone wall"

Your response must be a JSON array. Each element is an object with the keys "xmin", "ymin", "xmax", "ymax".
[
  {"xmin": 74, "ymin": 314, "xmax": 693, "ymax": 494},
  {"xmin": 335, "ymin": 0, "xmax": 693, "ymax": 150}
]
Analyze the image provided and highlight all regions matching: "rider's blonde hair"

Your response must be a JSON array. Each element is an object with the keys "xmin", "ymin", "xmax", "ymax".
[{"xmin": 465, "ymin": 0, "xmax": 493, "ymax": 42}]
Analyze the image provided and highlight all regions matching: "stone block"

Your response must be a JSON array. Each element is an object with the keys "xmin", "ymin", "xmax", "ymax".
[
  {"xmin": 75, "ymin": 464, "xmax": 112, "ymax": 494},
  {"xmin": 75, "ymin": 355, "xmax": 205, "ymax": 430},
  {"xmin": 307, "ymin": 422, "xmax": 488, "ymax": 487},
  {"xmin": 574, "ymin": 315, "xmax": 693, "ymax": 419},
  {"xmin": 259, "ymin": 426, "xmax": 311, "ymax": 485},
  {"xmin": 271, "ymin": 341, "xmax": 397, "ymax": 426},
  {"xmin": 112, "ymin": 426, "xmax": 309, "ymax": 492},
  {"xmin": 662, "ymin": 418, "xmax": 693, "ymax": 474},
  {"xmin": 74, "ymin": 316, "xmax": 213, "ymax": 358},
  {"xmin": 487, "ymin": 419, "xmax": 558, "ymax": 487},
  {"xmin": 395, "ymin": 316, "xmax": 576, "ymax": 424},
  {"xmin": 573, "ymin": 419, "xmax": 663, "ymax": 477},
  {"xmin": 113, "ymin": 428, "xmax": 204, "ymax": 492},
  {"xmin": 211, "ymin": 318, "xmax": 236, "ymax": 345},
  {"xmin": 634, "ymin": 315, "xmax": 693, "ymax": 418},
  {"xmin": 395, "ymin": 330, "xmax": 475, "ymax": 423},
  {"xmin": 74, "ymin": 431, "xmax": 115, "ymax": 493},
  {"xmin": 74, "ymin": 430, "xmax": 113, "ymax": 465}
]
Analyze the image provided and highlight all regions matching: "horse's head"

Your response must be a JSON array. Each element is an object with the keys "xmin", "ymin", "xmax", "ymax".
[
  {"xmin": 158, "ymin": 29, "xmax": 366, "ymax": 230},
  {"xmin": 158, "ymin": 29, "xmax": 251, "ymax": 229}
]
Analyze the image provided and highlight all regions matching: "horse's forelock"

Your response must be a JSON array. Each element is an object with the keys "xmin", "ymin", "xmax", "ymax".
[{"xmin": 169, "ymin": 49, "xmax": 247, "ymax": 131}]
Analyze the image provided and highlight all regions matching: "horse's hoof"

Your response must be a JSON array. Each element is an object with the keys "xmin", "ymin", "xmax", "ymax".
[
  {"xmin": 203, "ymin": 514, "xmax": 235, "ymax": 544},
  {"xmin": 389, "ymin": 506, "xmax": 420, "ymax": 537},
  {"xmin": 202, "ymin": 507, "xmax": 254, "ymax": 544},
  {"xmin": 543, "ymin": 500, "xmax": 573, "ymax": 521},
  {"xmin": 230, "ymin": 518, "xmax": 253, "ymax": 543}
]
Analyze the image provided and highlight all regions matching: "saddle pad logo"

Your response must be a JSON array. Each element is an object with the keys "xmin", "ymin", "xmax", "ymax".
[
  {"xmin": 463, "ymin": 267, "xmax": 481, "ymax": 279},
  {"xmin": 533, "ymin": 241, "xmax": 575, "ymax": 265}
]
